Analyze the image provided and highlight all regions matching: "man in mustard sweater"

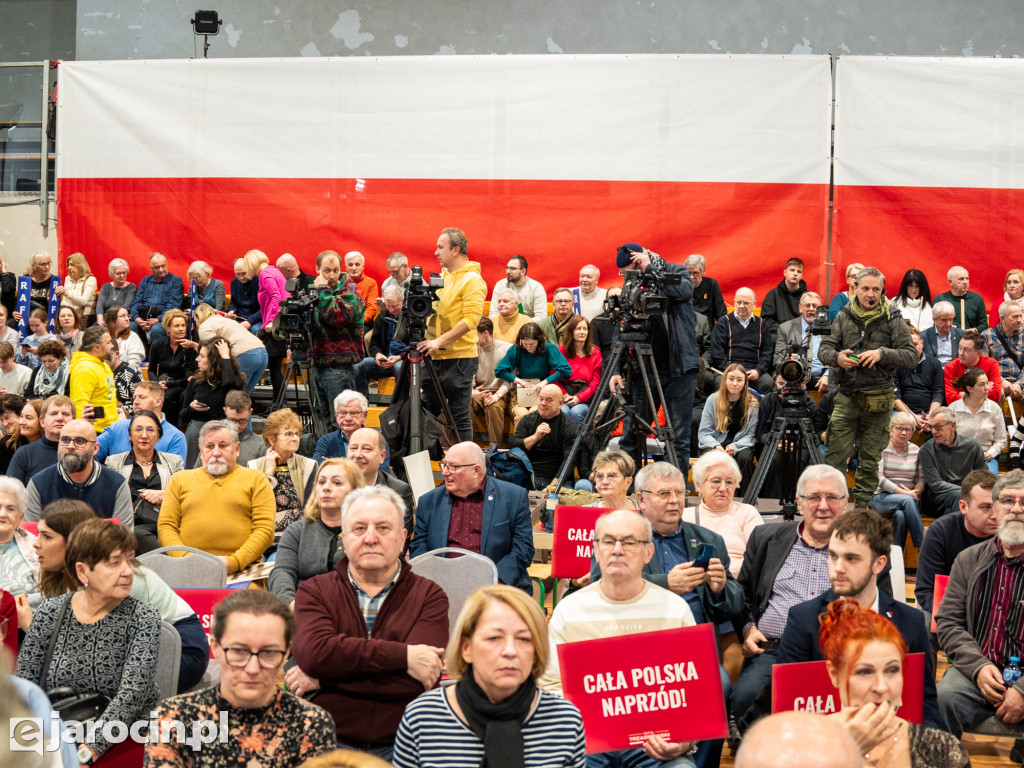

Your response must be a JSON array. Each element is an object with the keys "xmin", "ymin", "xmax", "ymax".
[
  {"xmin": 69, "ymin": 326, "xmax": 119, "ymax": 433},
  {"xmin": 417, "ymin": 227, "xmax": 487, "ymax": 442},
  {"xmin": 158, "ymin": 419, "xmax": 275, "ymax": 574}
]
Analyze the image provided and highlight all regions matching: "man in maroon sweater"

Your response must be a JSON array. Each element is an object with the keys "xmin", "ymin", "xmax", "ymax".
[{"xmin": 290, "ymin": 485, "xmax": 449, "ymax": 760}]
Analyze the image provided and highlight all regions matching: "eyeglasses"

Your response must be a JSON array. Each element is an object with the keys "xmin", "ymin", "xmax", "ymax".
[
  {"xmin": 595, "ymin": 537, "xmax": 650, "ymax": 552},
  {"xmin": 593, "ymin": 472, "xmax": 624, "ymax": 482},
  {"xmin": 553, "ymin": 299, "xmax": 573, "ymax": 305},
  {"xmin": 705, "ymin": 478, "xmax": 737, "ymax": 488},
  {"xmin": 799, "ymin": 493, "xmax": 847, "ymax": 505},
  {"xmin": 58, "ymin": 436, "xmax": 95, "ymax": 448},
  {"xmin": 221, "ymin": 646, "xmax": 287, "ymax": 669},
  {"xmin": 891, "ymin": 426, "xmax": 914, "ymax": 433},
  {"xmin": 278, "ymin": 431, "xmax": 301, "ymax": 439},
  {"xmin": 439, "ymin": 461, "xmax": 476, "ymax": 473},
  {"xmin": 997, "ymin": 496, "xmax": 1024, "ymax": 509},
  {"xmin": 336, "ymin": 409, "xmax": 365, "ymax": 418},
  {"xmin": 131, "ymin": 426, "xmax": 157, "ymax": 435},
  {"xmin": 639, "ymin": 488, "xmax": 686, "ymax": 501}
]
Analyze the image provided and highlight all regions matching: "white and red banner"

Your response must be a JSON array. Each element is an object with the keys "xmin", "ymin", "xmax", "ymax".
[
  {"xmin": 833, "ymin": 57, "xmax": 1024, "ymax": 305},
  {"xmin": 772, "ymin": 653, "xmax": 926, "ymax": 724},
  {"xmin": 56, "ymin": 55, "xmax": 832, "ymax": 298},
  {"xmin": 930, "ymin": 575, "xmax": 949, "ymax": 633},
  {"xmin": 558, "ymin": 624, "xmax": 728, "ymax": 753},
  {"xmin": 550, "ymin": 505, "xmax": 605, "ymax": 579},
  {"xmin": 176, "ymin": 588, "xmax": 234, "ymax": 659}
]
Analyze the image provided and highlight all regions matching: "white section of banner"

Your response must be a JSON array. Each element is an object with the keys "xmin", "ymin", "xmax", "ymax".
[
  {"xmin": 835, "ymin": 56, "xmax": 1024, "ymax": 190},
  {"xmin": 58, "ymin": 55, "xmax": 831, "ymax": 184}
]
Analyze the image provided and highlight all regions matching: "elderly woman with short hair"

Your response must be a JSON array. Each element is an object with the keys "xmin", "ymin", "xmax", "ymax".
[
  {"xmin": 249, "ymin": 407, "xmax": 318, "ymax": 533},
  {"xmin": 0, "ymin": 477, "xmax": 40, "ymax": 624},
  {"xmin": 393, "ymin": 585, "xmax": 586, "ymax": 768},
  {"xmin": 187, "ymin": 260, "xmax": 226, "ymax": 311},
  {"xmin": 869, "ymin": 410, "xmax": 925, "ymax": 550},
  {"xmin": 95, "ymin": 258, "xmax": 137, "ymax": 322}
]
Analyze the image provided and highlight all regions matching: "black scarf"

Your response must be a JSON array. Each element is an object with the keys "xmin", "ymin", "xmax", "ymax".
[{"xmin": 454, "ymin": 665, "xmax": 537, "ymax": 768}]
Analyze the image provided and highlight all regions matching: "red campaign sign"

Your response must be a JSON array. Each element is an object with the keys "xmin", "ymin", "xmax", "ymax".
[
  {"xmin": 550, "ymin": 506, "xmax": 610, "ymax": 579},
  {"xmin": 772, "ymin": 653, "xmax": 926, "ymax": 724},
  {"xmin": 930, "ymin": 575, "xmax": 949, "ymax": 633},
  {"xmin": 557, "ymin": 624, "xmax": 728, "ymax": 754},
  {"xmin": 176, "ymin": 589, "xmax": 234, "ymax": 659}
]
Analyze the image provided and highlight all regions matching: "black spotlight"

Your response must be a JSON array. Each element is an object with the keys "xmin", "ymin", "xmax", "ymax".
[{"xmin": 191, "ymin": 11, "xmax": 222, "ymax": 58}]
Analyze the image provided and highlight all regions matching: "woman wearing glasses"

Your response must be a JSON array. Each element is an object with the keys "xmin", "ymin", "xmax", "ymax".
[
  {"xmin": 248, "ymin": 408, "xmax": 318, "ymax": 534},
  {"xmin": 16, "ymin": 518, "xmax": 160, "ymax": 765},
  {"xmin": 869, "ymin": 412, "xmax": 925, "ymax": 550},
  {"xmin": 105, "ymin": 409, "xmax": 184, "ymax": 554}
]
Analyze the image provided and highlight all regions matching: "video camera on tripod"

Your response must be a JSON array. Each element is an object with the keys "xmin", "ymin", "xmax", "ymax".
[
  {"xmin": 273, "ymin": 278, "xmax": 322, "ymax": 361},
  {"xmin": 775, "ymin": 305, "xmax": 832, "ymax": 394},
  {"xmin": 605, "ymin": 267, "xmax": 682, "ymax": 339},
  {"xmin": 399, "ymin": 265, "xmax": 444, "ymax": 347}
]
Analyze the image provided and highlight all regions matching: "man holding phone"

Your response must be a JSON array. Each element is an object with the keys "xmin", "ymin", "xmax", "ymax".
[{"xmin": 69, "ymin": 325, "xmax": 118, "ymax": 433}]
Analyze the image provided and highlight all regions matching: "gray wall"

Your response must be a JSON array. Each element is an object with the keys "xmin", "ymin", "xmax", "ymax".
[{"xmin": 67, "ymin": 0, "xmax": 1024, "ymax": 61}]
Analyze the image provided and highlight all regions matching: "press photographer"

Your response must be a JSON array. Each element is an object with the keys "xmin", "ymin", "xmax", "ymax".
[
  {"xmin": 609, "ymin": 243, "xmax": 699, "ymax": 470},
  {"xmin": 308, "ymin": 250, "xmax": 366, "ymax": 425},
  {"xmin": 773, "ymin": 291, "xmax": 831, "ymax": 391},
  {"xmin": 415, "ymin": 228, "xmax": 487, "ymax": 443}
]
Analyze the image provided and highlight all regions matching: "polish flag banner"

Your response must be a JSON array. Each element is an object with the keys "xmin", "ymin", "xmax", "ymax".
[
  {"xmin": 56, "ymin": 55, "xmax": 831, "ymax": 295},
  {"xmin": 833, "ymin": 57, "xmax": 1024, "ymax": 304}
]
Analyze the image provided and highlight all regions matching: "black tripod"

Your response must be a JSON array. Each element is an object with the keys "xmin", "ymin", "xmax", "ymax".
[
  {"xmin": 742, "ymin": 390, "xmax": 822, "ymax": 519},
  {"xmin": 554, "ymin": 329, "xmax": 679, "ymax": 492},
  {"xmin": 389, "ymin": 344, "xmax": 458, "ymax": 455},
  {"xmin": 270, "ymin": 350, "xmax": 332, "ymax": 439}
]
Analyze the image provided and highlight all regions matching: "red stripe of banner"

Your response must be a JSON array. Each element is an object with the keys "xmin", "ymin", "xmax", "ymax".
[
  {"xmin": 832, "ymin": 184, "xmax": 1024, "ymax": 306},
  {"xmin": 58, "ymin": 178, "xmax": 828, "ymax": 300}
]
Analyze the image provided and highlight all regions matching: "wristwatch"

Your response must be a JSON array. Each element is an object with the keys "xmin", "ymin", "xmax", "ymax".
[{"xmin": 77, "ymin": 745, "xmax": 94, "ymax": 765}]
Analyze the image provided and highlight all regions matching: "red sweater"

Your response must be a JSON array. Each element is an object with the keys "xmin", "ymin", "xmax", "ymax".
[
  {"xmin": 291, "ymin": 558, "xmax": 449, "ymax": 748},
  {"xmin": 558, "ymin": 346, "xmax": 603, "ymax": 403},
  {"xmin": 943, "ymin": 354, "xmax": 1002, "ymax": 405}
]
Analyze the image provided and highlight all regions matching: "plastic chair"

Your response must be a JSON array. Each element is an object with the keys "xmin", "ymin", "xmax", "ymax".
[
  {"xmin": 409, "ymin": 548, "xmax": 499, "ymax": 635},
  {"xmin": 139, "ymin": 546, "xmax": 227, "ymax": 589},
  {"xmin": 156, "ymin": 621, "xmax": 181, "ymax": 700}
]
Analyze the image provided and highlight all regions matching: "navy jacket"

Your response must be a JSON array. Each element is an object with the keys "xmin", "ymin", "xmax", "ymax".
[
  {"xmin": 921, "ymin": 326, "xmax": 964, "ymax": 362},
  {"xmin": 777, "ymin": 588, "xmax": 941, "ymax": 729},
  {"xmin": 7, "ymin": 437, "xmax": 57, "ymax": 485},
  {"xmin": 894, "ymin": 354, "xmax": 945, "ymax": 412},
  {"xmin": 411, "ymin": 476, "xmax": 534, "ymax": 591},
  {"xmin": 229, "ymin": 277, "xmax": 262, "ymax": 326}
]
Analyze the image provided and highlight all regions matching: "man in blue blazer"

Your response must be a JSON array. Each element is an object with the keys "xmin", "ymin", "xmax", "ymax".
[
  {"xmin": 411, "ymin": 441, "xmax": 535, "ymax": 592},
  {"xmin": 771, "ymin": 508, "xmax": 941, "ymax": 729},
  {"xmin": 921, "ymin": 302, "xmax": 964, "ymax": 366}
]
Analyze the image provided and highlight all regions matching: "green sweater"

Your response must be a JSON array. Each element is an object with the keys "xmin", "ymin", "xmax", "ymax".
[{"xmin": 933, "ymin": 289, "xmax": 988, "ymax": 332}]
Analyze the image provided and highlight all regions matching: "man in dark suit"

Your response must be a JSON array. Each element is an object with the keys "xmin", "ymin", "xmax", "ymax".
[
  {"xmin": 921, "ymin": 301, "xmax": 964, "ymax": 366},
  {"xmin": 411, "ymin": 441, "xmax": 535, "ymax": 591},
  {"xmin": 773, "ymin": 290, "xmax": 829, "ymax": 391},
  {"xmin": 347, "ymin": 427, "xmax": 415, "ymax": 539},
  {"xmin": 774, "ymin": 508, "xmax": 941, "ymax": 729}
]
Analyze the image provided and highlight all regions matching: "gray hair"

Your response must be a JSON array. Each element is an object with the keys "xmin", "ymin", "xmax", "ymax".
[
  {"xmin": 344, "ymin": 250, "xmax": 364, "ymax": 263},
  {"xmin": 947, "ymin": 265, "xmax": 968, "ymax": 281},
  {"xmin": 683, "ymin": 254, "xmax": 706, "ymax": 271},
  {"xmin": 334, "ymin": 390, "xmax": 368, "ymax": 412},
  {"xmin": 795, "ymin": 464, "xmax": 848, "ymax": 498},
  {"xmin": 932, "ymin": 300, "xmax": 954, "ymax": 318},
  {"xmin": 993, "ymin": 469, "xmax": 1024, "ymax": 502},
  {"xmin": 634, "ymin": 461, "xmax": 685, "ymax": 491},
  {"xmin": 187, "ymin": 260, "xmax": 212, "ymax": 280},
  {"xmin": 890, "ymin": 411, "xmax": 917, "ymax": 430},
  {"xmin": 594, "ymin": 508, "xmax": 653, "ymax": 541},
  {"xmin": 107, "ymin": 258, "xmax": 129, "ymax": 278},
  {"xmin": 496, "ymin": 287, "xmax": 518, "ymax": 301},
  {"xmin": 382, "ymin": 285, "xmax": 404, "ymax": 301},
  {"xmin": 854, "ymin": 267, "xmax": 885, "ymax": 288},
  {"xmin": 999, "ymin": 300, "xmax": 1021, "ymax": 319},
  {"xmin": 931, "ymin": 406, "xmax": 956, "ymax": 426},
  {"xmin": 385, "ymin": 252, "xmax": 408, "ymax": 268},
  {"xmin": 199, "ymin": 419, "xmax": 239, "ymax": 443},
  {"xmin": 341, "ymin": 484, "xmax": 407, "ymax": 531},
  {"xmin": 0, "ymin": 476, "xmax": 28, "ymax": 515},
  {"xmin": 692, "ymin": 451, "xmax": 741, "ymax": 487},
  {"xmin": 799, "ymin": 291, "xmax": 822, "ymax": 305}
]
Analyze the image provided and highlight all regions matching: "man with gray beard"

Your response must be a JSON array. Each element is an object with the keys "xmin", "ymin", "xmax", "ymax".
[
  {"xmin": 937, "ymin": 468, "xmax": 1024, "ymax": 742},
  {"xmin": 24, "ymin": 419, "xmax": 134, "ymax": 526}
]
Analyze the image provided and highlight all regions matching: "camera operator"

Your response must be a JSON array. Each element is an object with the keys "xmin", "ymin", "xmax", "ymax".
[
  {"xmin": 309, "ymin": 250, "xmax": 366, "ymax": 424},
  {"xmin": 609, "ymin": 243, "xmax": 699, "ymax": 471},
  {"xmin": 774, "ymin": 291, "xmax": 829, "ymax": 392},
  {"xmin": 819, "ymin": 267, "xmax": 917, "ymax": 508},
  {"xmin": 415, "ymin": 227, "xmax": 487, "ymax": 443}
]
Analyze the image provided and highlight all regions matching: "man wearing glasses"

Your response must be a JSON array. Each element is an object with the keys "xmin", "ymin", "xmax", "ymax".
[
  {"xmin": 541, "ymin": 508, "xmax": 701, "ymax": 766},
  {"xmin": 313, "ymin": 390, "xmax": 389, "ymax": 471},
  {"xmin": 539, "ymin": 288, "xmax": 577, "ymax": 345},
  {"xmin": 732, "ymin": 465, "xmax": 852, "ymax": 731},
  {"xmin": 147, "ymin": 590, "xmax": 335, "ymax": 766},
  {"xmin": 411, "ymin": 441, "xmax": 534, "ymax": 592},
  {"xmin": 24, "ymin": 419, "xmax": 133, "ymax": 526},
  {"xmin": 488, "ymin": 254, "xmax": 548, "ymax": 323},
  {"xmin": 937, "ymin": 469, "xmax": 1024, "ymax": 747},
  {"xmin": 919, "ymin": 407, "xmax": 987, "ymax": 517}
]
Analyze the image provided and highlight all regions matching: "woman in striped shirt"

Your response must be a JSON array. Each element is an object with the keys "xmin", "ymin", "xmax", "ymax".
[
  {"xmin": 869, "ymin": 411, "xmax": 925, "ymax": 550},
  {"xmin": 393, "ymin": 585, "xmax": 586, "ymax": 768}
]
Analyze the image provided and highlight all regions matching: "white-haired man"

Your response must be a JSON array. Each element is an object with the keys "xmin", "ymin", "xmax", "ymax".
[
  {"xmin": 344, "ymin": 250, "xmax": 379, "ymax": 325},
  {"xmin": 572, "ymin": 264, "xmax": 606, "ymax": 321},
  {"xmin": 313, "ymin": 390, "xmax": 388, "ymax": 472},
  {"xmin": 685, "ymin": 254, "xmax": 727, "ymax": 329},
  {"xmin": 983, "ymin": 300, "xmax": 1024, "ymax": 399},
  {"xmin": 934, "ymin": 265, "xmax": 988, "ymax": 332},
  {"xmin": 381, "ymin": 252, "xmax": 412, "ymax": 293},
  {"xmin": 491, "ymin": 287, "xmax": 531, "ymax": 344},
  {"xmin": 709, "ymin": 287, "xmax": 775, "ymax": 394},
  {"xmin": 353, "ymin": 285, "xmax": 405, "ymax": 397}
]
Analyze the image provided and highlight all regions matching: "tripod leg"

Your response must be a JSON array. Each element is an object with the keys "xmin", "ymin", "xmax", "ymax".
[
  {"xmin": 423, "ymin": 357, "xmax": 460, "ymax": 444},
  {"xmin": 742, "ymin": 421, "xmax": 785, "ymax": 507},
  {"xmin": 637, "ymin": 352, "xmax": 680, "ymax": 469}
]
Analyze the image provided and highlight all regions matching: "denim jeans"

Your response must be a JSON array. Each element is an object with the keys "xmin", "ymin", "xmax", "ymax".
[
  {"xmin": 869, "ymin": 492, "xmax": 926, "ymax": 547},
  {"xmin": 312, "ymin": 365, "xmax": 356, "ymax": 424},
  {"xmin": 353, "ymin": 357, "xmax": 398, "ymax": 396},
  {"xmin": 236, "ymin": 347, "xmax": 269, "ymax": 395},
  {"xmin": 561, "ymin": 402, "xmax": 590, "ymax": 424}
]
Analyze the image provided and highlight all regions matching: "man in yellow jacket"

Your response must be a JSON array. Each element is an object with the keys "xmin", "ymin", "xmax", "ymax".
[
  {"xmin": 416, "ymin": 227, "xmax": 487, "ymax": 442},
  {"xmin": 69, "ymin": 325, "xmax": 119, "ymax": 433}
]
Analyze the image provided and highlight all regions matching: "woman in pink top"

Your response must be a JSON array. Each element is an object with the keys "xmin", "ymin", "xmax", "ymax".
[
  {"xmin": 243, "ymin": 249, "xmax": 290, "ymax": 398},
  {"xmin": 683, "ymin": 449, "xmax": 764, "ymax": 683}
]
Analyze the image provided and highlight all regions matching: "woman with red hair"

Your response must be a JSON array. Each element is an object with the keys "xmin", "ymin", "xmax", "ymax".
[{"xmin": 819, "ymin": 598, "xmax": 968, "ymax": 767}]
